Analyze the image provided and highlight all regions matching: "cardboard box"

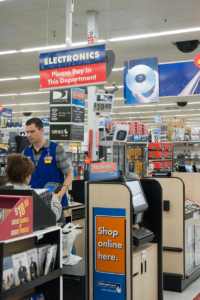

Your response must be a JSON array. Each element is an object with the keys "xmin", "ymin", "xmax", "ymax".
[
  {"xmin": 157, "ymin": 124, "xmax": 169, "ymax": 135},
  {"xmin": 169, "ymin": 116, "xmax": 186, "ymax": 125}
]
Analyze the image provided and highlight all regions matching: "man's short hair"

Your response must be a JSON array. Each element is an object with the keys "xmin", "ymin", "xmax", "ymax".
[{"xmin": 26, "ymin": 118, "xmax": 44, "ymax": 130}]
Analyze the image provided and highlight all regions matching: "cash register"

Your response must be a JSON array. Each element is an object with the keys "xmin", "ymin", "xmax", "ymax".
[{"xmin": 121, "ymin": 174, "xmax": 155, "ymax": 247}]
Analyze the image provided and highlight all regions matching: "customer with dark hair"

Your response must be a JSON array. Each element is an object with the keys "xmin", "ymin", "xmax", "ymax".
[
  {"xmin": 3, "ymin": 153, "xmax": 62, "ymax": 221},
  {"xmin": 23, "ymin": 118, "xmax": 73, "ymax": 209}
]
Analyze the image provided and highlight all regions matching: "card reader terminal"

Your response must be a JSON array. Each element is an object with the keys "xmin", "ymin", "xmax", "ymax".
[
  {"xmin": 43, "ymin": 182, "xmax": 62, "ymax": 194},
  {"xmin": 121, "ymin": 174, "xmax": 155, "ymax": 246}
]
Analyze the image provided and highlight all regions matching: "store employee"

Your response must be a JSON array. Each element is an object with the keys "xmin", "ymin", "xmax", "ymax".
[{"xmin": 23, "ymin": 118, "xmax": 73, "ymax": 206}]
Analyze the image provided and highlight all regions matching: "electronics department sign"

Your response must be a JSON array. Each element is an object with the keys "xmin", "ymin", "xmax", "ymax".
[
  {"xmin": 93, "ymin": 207, "xmax": 126, "ymax": 300},
  {"xmin": 39, "ymin": 44, "xmax": 107, "ymax": 90}
]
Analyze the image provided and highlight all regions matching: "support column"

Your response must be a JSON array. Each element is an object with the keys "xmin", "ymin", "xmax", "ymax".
[
  {"xmin": 87, "ymin": 10, "xmax": 99, "ymax": 160},
  {"xmin": 66, "ymin": 0, "xmax": 74, "ymax": 47}
]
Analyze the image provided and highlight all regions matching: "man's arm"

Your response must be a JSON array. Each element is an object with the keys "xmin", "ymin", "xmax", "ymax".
[{"xmin": 54, "ymin": 171, "xmax": 73, "ymax": 201}]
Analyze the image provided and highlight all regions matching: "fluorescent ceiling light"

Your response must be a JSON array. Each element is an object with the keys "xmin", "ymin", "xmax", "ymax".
[
  {"xmin": 20, "ymin": 76, "xmax": 40, "ymax": 80},
  {"xmin": 0, "ymin": 77, "xmax": 17, "ymax": 81},
  {"xmin": 21, "ymin": 44, "xmax": 66, "ymax": 53},
  {"xmin": 0, "ymin": 94, "xmax": 18, "ymax": 97},
  {"xmin": 109, "ymin": 27, "xmax": 200, "ymax": 42},
  {"xmin": 118, "ymin": 112, "xmax": 141, "ymax": 114},
  {"xmin": 106, "ymin": 85, "xmax": 124, "ymax": 89},
  {"xmin": 112, "ymin": 68, "xmax": 124, "ymax": 71},
  {"xmin": 188, "ymin": 102, "xmax": 200, "ymax": 105},
  {"xmin": 19, "ymin": 110, "xmax": 49, "ymax": 113},
  {"xmin": 19, "ymin": 102, "xmax": 49, "ymax": 105},
  {"xmin": 0, "ymin": 50, "xmax": 18, "ymax": 55},
  {"xmin": 3, "ymin": 104, "xmax": 18, "ymax": 106},
  {"xmin": 114, "ymin": 98, "xmax": 124, "ymax": 100},
  {"xmin": 20, "ymin": 92, "xmax": 49, "ymax": 95}
]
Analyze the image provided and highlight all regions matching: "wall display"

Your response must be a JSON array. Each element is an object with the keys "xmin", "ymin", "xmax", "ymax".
[
  {"xmin": 71, "ymin": 88, "xmax": 85, "ymax": 106},
  {"xmin": 50, "ymin": 124, "xmax": 71, "ymax": 141},
  {"xmin": 50, "ymin": 89, "xmax": 71, "ymax": 105},
  {"xmin": 71, "ymin": 125, "xmax": 84, "ymax": 141},
  {"xmin": 39, "ymin": 44, "xmax": 106, "ymax": 90},
  {"xmin": 159, "ymin": 60, "xmax": 200, "ymax": 97},
  {"xmin": 50, "ymin": 124, "xmax": 84, "ymax": 141},
  {"xmin": 93, "ymin": 207, "xmax": 126, "ymax": 300},
  {"xmin": 50, "ymin": 87, "xmax": 85, "ymax": 141},
  {"xmin": 72, "ymin": 106, "xmax": 84, "ymax": 123},
  {"xmin": 124, "ymin": 57, "xmax": 159, "ymax": 104},
  {"xmin": 50, "ymin": 106, "xmax": 71, "ymax": 123}
]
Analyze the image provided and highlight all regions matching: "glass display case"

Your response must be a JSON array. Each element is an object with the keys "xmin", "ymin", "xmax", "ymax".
[{"xmin": 111, "ymin": 145, "xmax": 126, "ymax": 174}]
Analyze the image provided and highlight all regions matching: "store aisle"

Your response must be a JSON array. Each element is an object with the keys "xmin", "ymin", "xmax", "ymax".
[{"xmin": 163, "ymin": 277, "xmax": 200, "ymax": 300}]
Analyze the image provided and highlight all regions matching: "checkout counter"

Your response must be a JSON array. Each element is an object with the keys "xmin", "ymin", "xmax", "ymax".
[{"xmin": 85, "ymin": 171, "xmax": 163, "ymax": 300}]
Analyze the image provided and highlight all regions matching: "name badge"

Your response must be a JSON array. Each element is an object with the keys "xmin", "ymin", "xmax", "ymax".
[{"xmin": 44, "ymin": 156, "xmax": 53, "ymax": 164}]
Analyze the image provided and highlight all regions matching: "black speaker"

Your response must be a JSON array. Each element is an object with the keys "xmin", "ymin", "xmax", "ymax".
[
  {"xmin": 176, "ymin": 40, "xmax": 199, "ymax": 53},
  {"xmin": 23, "ymin": 112, "xmax": 32, "ymax": 116}
]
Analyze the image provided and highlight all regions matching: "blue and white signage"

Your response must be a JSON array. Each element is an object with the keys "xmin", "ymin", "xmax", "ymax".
[{"xmin": 154, "ymin": 115, "xmax": 162, "ymax": 124}]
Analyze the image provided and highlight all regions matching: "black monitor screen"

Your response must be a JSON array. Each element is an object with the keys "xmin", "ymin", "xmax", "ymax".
[
  {"xmin": 126, "ymin": 181, "xmax": 146, "ymax": 207},
  {"xmin": 116, "ymin": 130, "xmax": 127, "ymax": 141}
]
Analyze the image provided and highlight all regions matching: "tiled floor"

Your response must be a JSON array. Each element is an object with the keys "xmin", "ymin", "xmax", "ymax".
[{"xmin": 163, "ymin": 276, "xmax": 200, "ymax": 300}]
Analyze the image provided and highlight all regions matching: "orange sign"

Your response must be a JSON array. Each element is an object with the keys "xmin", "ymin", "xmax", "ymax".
[
  {"xmin": 73, "ymin": 91, "xmax": 85, "ymax": 100},
  {"xmin": 91, "ymin": 163, "xmax": 117, "ymax": 173},
  {"xmin": 96, "ymin": 216, "xmax": 125, "ymax": 274}
]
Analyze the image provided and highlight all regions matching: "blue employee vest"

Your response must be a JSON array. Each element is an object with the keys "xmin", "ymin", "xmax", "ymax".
[{"xmin": 24, "ymin": 141, "xmax": 68, "ymax": 206}]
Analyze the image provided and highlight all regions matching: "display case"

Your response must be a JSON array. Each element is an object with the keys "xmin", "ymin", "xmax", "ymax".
[{"xmin": 111, "ymin": 145, "xmax": 126, "ymax": 174}]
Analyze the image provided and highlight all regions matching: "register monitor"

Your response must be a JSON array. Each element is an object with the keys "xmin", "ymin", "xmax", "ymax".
[{"xmin": 121, "ymin": 175, "xmax": 148, "ymax": 225}]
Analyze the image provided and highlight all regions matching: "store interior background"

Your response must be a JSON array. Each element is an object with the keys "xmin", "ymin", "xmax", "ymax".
[{"xmin": 0, "ymin": 0, "xmax": 200, "ymax": 128}]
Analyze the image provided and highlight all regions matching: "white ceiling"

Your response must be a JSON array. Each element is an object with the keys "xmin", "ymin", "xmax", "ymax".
[{"xmin": 0, "ymin": 0, "xmax": 200, "ymax": 127}]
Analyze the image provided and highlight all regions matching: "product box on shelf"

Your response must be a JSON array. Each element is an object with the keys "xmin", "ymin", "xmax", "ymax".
[
  {"xmin": 150, "ymin": 161, "xmax": 165, "ymax": 169},
  {"xmin": 135, "ymin": 162, "xmax": 143, "ymax": 174},
  {"xmin": 129, "ymin": 162, "xmax": 134, "ymax": 172},
  {"xmin": 133, "ymin": 135, "xmax": 141, "ymax": 142},
  {"xmin": 149, "ymin": 161, "xmax": 172, "ymax": 169},
  {"xmin": 148, "ymin": 151, "xmax": 163, "ymax": 159},
  {"xmin": 148, "ymin": 151, "xmax": 173, "ymax": 159},
  {"xmin": 151, "ymin": 134, "xmax": 161, "ymax": 143},
  {"xmin": 127, "ymin": 148, "xmax": 135, "ymax": 159},
  {"xmin": 148, "ymin": 143, "xmax": 166, "ymax": 151},
  {"xmin": 156, "ymin": 124, "xmax": 169, "ymax": 135},
  {"xmin": 165, "ymin": 161, "xmax": 173, "ymax": 169},
  {"xmin": 140, "ymin": 134, "xmax": 149, "ymax": 142},
  {"xmin": 135, "ymin": 148, "xmax": 142, "ymax": 159},
  {"xmin": 165, "ymin": 143, "xmax": 173, "ymax": 151},
  {"xmin": 150, "ymin": 129, "xmax": 161, "ymax": 135},
  {"xmin": 164, "ymin": 151, "xmax": 173, "ymax": 159}
]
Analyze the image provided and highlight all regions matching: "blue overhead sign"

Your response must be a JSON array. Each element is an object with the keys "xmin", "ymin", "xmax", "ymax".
[{"xmin": 39, "ymin": 45, "xmax": 106, "ymax": 70}]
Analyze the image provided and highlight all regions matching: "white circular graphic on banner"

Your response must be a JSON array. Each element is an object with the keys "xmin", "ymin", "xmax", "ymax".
[{"xmin": 126, "ymin": 64, "xmax": 156, "ymax": 94}]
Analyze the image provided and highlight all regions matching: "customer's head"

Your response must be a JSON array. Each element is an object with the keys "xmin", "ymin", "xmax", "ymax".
[
  {"xmin": 4, "ymin": 153, "xmax": 35, "ymax": 185},
  {"xmin": 25, "ymin": 118, "xmax": 44, "ymax": 144}
]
